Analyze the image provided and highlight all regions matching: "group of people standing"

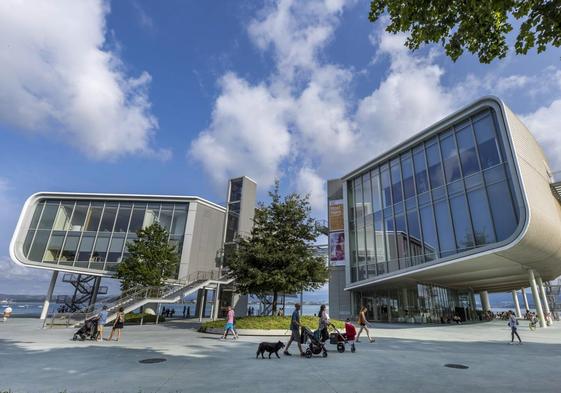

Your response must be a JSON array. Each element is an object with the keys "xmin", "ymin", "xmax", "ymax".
[{"xmin": 95, "ymin": 306, "xmax": 125, "ymax": 342}]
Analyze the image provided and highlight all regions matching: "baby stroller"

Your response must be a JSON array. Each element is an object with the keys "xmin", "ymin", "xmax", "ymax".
[
  {"xmin": 301, "ymin": 326, "xmax": 328, "ymax": 358},
  {"xmin": 529, "ymin": 316, "xmax": 539, "ymax": 331},
  {"xmin": 73, "ymin": 316, "xmax": 99, "ymax": 341},
  {"xmin": 329, "ymin": 326, "xmax": 355, "ymax": 353}
]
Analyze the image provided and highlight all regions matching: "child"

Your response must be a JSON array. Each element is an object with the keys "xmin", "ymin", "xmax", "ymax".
[{"xmin": 344, "ymin": 318, "xmax": 357, "ymax": 352}]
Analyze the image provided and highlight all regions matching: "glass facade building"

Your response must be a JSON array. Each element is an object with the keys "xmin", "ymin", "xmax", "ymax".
[
  {"xmin": 22, "ymin": 199, "xmax": 188, "ymax": 273},
  {"xmin": 347, "ymin": 108, "xmax": 522, "ymax": 284}
]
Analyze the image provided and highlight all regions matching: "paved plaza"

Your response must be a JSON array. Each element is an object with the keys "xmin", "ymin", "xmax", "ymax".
[{"xmin": 1, "ymin": 318, "xmax": 560, "ymax": 393}]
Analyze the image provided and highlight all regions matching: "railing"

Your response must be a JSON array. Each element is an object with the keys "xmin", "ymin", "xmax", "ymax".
[{"xmin": 44, "ymin": 270, "xmax": 233, "ymax": 328}]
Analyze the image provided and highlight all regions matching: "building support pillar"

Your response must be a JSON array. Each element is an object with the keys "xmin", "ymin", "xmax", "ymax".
[
  {"xmin": 198, "ymin": 289, "xmax": 207, "ymax": 322},
  {"xmin": 511, "ymin": 290, "xmax": 521, "ymax": 318},
  {"xmin": 521, "ymin": 287, "xmax": 530, "ymax": 314},
  {"xmin": 528, "ymin": 270, "xmax": 546, "ymax": 328},
  {"xmin": 89, "ymin": 276, "xmax": 102, "ymax": 307},
  {"xmin": 536, "ymin": 276, "xmax": 551, "ymax": 322},
  {"xmin": 212, "ymin": 284, "xmax": 221, "ymax": 320},
  {"xmin": 40, "ymin": 271, "xmax": 58, "ymax": 320},
  {"xmin": 480, "ymin": 291, "xmax": 491, "ymax": 312}
]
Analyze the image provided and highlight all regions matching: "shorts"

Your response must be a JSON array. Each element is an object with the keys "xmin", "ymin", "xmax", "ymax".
[
  {"xmin": 360, "ymin": 323, "xmax": 366, "ymax": 327},
  {"xmin": 114, "ymin": 322, "xmax": 124, "ymax": 329},
  {"xmin": 225, "ymin": 322, "xmax": 234, "ymax": 330},
  {"xmin": 291, "ymin": 329, "xmax": 300, "ymax": 341}
]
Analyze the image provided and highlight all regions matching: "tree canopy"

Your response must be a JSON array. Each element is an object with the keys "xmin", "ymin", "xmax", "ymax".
[
  {"xmin": 369, "ymin": 0, "xmax": 561, "ymax": 63},
  {"xmin": 227, "ymin": 181, "xmax": 328, "ymax": 313},
  {"xmin": 116, "ymin": 223, "xmax": 179, "ymax": 290}
]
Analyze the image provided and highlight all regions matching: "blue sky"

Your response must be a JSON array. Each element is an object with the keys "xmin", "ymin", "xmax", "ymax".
[{"xmin": 1, "ymin": 0, "xmax": 560, "ymax": 294}]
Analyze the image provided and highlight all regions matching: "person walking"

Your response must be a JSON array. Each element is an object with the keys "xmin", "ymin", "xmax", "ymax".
[
  {"xmin": 508, "ymin": 311, "xmax": 522, "ymax": 344},
  {"xmin": 284, "ymin": 303, "xmax": 304, "ymax": 356},
  {"xmin": 221, "ymin": 306, "xmax": 238, "ymax": 340},
  {"xmin": 356, "ymin": 306, "xmax": 375, "ymax": 343},
  {"xmin": 108, "ymin": 307, "xmax": 125, "ymax": 342},
  {"xmin": 97, "ymin": 306, "xmax": 108, "ymax": 342},
  {"xmin": 318, "ymin": 304, "xmax": 330, "ymax": 343}
]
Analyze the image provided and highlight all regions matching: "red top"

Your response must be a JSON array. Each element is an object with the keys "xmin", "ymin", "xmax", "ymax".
[{"xmin": 344, "ymin": 322, "xmax": 356, "ymax": 341}]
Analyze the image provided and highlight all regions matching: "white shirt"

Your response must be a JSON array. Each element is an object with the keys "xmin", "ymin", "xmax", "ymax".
[{"xmin": 4, "ymin": 306, "xmax": 12, "ymax": 314}]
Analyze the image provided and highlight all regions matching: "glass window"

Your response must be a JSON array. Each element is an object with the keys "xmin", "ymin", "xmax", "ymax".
[
  {"xmin": 390, "ymin": 159, "xmax": 403, "ymax": 204},
  {"xmin": 91, "ymin": 235, "xmax": 110, "ymax": 263},
  {"xmin": 467, "ymin": 188, "xmax": 496, "ymax": 245},
  {"xmin": 70, "ymin": 203, "xmax": 88, "ymax": 231},
  {"xmin": 406, "ymin": 209, "xmax": 422, "ymax": 265},
  {"xmin": 43, "ymin": 233, "xmax": 64, "ymax": 262},
  {"xmin": 114, "ymin": 204, "xmax": 132, "ymax": 232},
  {"xmin": 77, "ymin": 235, "xmax": 95, "ymax": 261},
  {"xmin": 384, "ymin": 215, "xmax": 398, "ymax": 270},
  {"xmin": 355, "ymin": 180, "xmax": 364, "ymax": 225},
  {"xmin": 365, "ymin": 222, "xmax": 375, "ymax": 273},
  {"xmin": 456, "ymin": 125, "xmax": 480, "ymax": 176},
  {"xmin": 169, "ymin": 235, "xmax": 184, "ymax": 255},
  {"xmin": 171, "ymin": 206, "xmax": 188, "ymax": 235},
  {"xmin": 413, "ymin": 148, "xmax": 429, "ymax": 194},
  {"xmin": 159, "ymin": 209, "xmax": 173, "ymax": 232},
  {"xmin": 401, "ymin": 155, "xmax": 415, "ymax": 199},
  {"xmin": 38, "ymin": 202, "xmax": 59, "ymax": 229},
  {"xmin": 53, "ymin": 203, "xmax": 74, "ymax": 231},
  {"xmin": 473, "ymin": 114, "xmax": 501, "ymax": 169},
  {"xmin": 129, "ymin": 205, "xmax": 146, "ymax": 233},
  {"xmin": 395, "ymin": 213, "xmax": 409, "ymax": 266},
  {"xmin": 487, "ymin": 181, "xmax": 518, "ymax": 241},
  {"xmin": 361, "ymin": 175, "xmax": 372, "ymax": 217},
  {"xmin": 371, "ymin": 171, "xmax": 382, "ymax": 212},
  {"xmin": 28, "ymin": 230, "xmax": 50, "ymax": 262},
  {"xmin": 106, "ymin": 236, "xmax": 125, "ymax": 262},
  {"xmin": 374, "ymin": 211, "xmax": 386, "ymax": 269},
  {"xmin": 143, "ymin": 204, "xmax": 160, "ymax": 228},
  {"xmin": 85, "ymin": 205, "xmax": 103, "ymax": 232},
  {"xmin": 381, "ymin": 165, "xmax": 392, "ymax": 208},
  {"xmin": 99, "ymin": 204, "xmax": 117, "ymax": 232},
  {"xmin": 60, "ymin": 233, "xmax": 80, "ymax": 263},
  {"xmin": 434, "ymin": 200, "xmax": 455, "ymax": 257},
  {"xmin": 29, "ymin": 202, "xmax": 45, "ymax": 229},
  {"xmin": 426, "ymin": 142, "xmax": 444, "ymax": 189},
  {"xmin": 23, "ymin": 230, "xmax": 35, "ymax": 257},
  {"xmin": 449, "ymin": 195, "xmax": 475, "ymax": 251},
  {"xmin": 440, "ymin": 135, "xmax": 462, "ymax": 183},
  {"xmin": 229, "ymin": 178, "xmax": 243, "ymax": 202}
]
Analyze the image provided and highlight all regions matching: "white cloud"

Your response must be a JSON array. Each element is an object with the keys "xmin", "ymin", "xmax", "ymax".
[
  {"xmin": 521, "ymin": 98, "xmax": 561, "ymax": 170},
  {"xmin": 191, "ymin": 0, "xmax": 561, "ymax": 218},
  {"xmin": 189, "ymin": 73, "xmax": 292, "ymax": 188},
  {"xmin": 0, "ymin": 0, "xmax": 167, "ymax": 160},
  {"xmin": 295, "ymin": 167, "xmax": 326, "ymax": 214}
]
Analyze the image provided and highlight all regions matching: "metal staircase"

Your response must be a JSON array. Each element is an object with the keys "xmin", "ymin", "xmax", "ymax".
[
  {"xmin": 44, "ymin": 270, "xmax": 234, "ymax": 328},
  {"xmin": 56, "ymin": 274, "xmax": 108, "ymax": 312}
]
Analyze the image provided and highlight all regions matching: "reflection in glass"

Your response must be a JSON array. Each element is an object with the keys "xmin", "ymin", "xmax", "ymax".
[
  {"xmin": 30, "ymin": 202, "xmax": 44, "ymax": 229},
  {"xmin": 401, "ymin": 155, "xmax": 415, "ymax": 199},
  {"xmin": 449, "ymin": 195, "xmax": 474, "ymax": 251},
  {"xmin": 143, "ymin": 205, "xmax": 160, "ymax": 228},
  {"xmin": 60, "ymin": 234, "xmax": 80, "ymax": 263},
  {"xmin": 434, "ymin": 200, "xmax": 455, "ymax": 256},
  {"xmin": 440, "ymin": 135, "xmax": 461, "ymax": 183},
  {"xmin": 107, "ymin": 236, "xmax": 125, "ymax": 262},
  {"xmin": 371, "ymin": 171, "xmax": 382, "ymax": 212},
  {"xmin": 29, "ymin": 230, "xmax": 50, "ymax": 262},
  {"xmin": 413, "ymin": 148, "xmax": 429, "ymax": 194},
  {"xmin": 114, "ymin": 205, "xmax": 132, "ymax": 232},
  {"xmin": 467, "ymin": 188, "xmax": 496, "ymax": 245},
  {"xmin": 77, "ymin": 235, "xmax": 95, "ymax": 261},
  {"xmin": 70, "ymin": 203, "xmax": 88, "ymax": 231},
  {"xmin": 487, "ymin": 181, "xmax": 518, "ymax": 241},
  {"xmin": 456, "ymin": 126, "xmax": 479, "ymax": 176},
  {"xmin": 53, "ymin": 203, "xmax": 74, "ymax": 231},
  {"xmin": 99, "ymin": 205, "xmax": 117, "ymax": 232},
  {"xmin": 85, "ymin": 205, "xmax": 103, "ymax": 231},
  {"xmin": 391, "ymin": 160, "xmax": 403, "ymax": 204},
  {"xmin": 128, "ymin": 205, "xmax": 145, "ymax": 233},
  {"xmin": 159, "ymin": 209, "xmax": 173, "ymax": 232},
  {"xmin": 171, "ymin": 206, "xmax": 188, "ymax": 234},
  {"xmin": 381, "ymin": 165, "xmax": 392, "ymax": 208},
  {"xmin": 426, "ymin": 142, "xmax": 444, "ymax": 189},
  {"xmin": 38, "ymin": 202, "xmax": 59, "ymax": 229},
  {"xmin": 473, "ymin": 115, "xmax": 501, "ymax": 169}
]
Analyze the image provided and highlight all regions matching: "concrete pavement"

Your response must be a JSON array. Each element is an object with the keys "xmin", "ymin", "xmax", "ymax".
[{"xmin": 1, "ymin": 318, "xmax": 560, "ymax": 392}]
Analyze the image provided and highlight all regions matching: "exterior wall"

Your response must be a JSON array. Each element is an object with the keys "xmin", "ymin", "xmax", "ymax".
[
  {"xmin": 238, "ymin": 177, "xmax": 257, "ymax": 237},
  {"xmin": 183, "ymin": 201, "xmax": 226, "ymax": 277},
  {"xmin": 328, "ymin": 266, "xmax": 352, "ymax": 320}
]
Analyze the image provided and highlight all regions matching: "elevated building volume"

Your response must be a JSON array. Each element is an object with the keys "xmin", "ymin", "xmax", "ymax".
[{"xmin": 328, "ymin": 96, "xmax": 561, "ymax": 327}]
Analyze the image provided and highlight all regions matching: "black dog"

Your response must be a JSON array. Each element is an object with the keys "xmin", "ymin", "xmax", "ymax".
[{"xmin": 256, "ymin": 341, "xmax": 285, "ymax": 359}]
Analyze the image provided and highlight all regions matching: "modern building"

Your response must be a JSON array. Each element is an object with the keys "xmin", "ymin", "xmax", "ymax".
[
  {"xmin": 9, "ymin": 177, "xmax": 256, "ymax": 321},
  {"xmin": 328, "ymin": 96, "xmax": 561, "ymax": 327}
]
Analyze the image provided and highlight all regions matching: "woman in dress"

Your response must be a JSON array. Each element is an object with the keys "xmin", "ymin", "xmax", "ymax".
[
  {"xmin": 356, "ymin": 306, "xmax": 375, "ymax": 343},
  {"xmin": 108, "ymin": 307, "xmax": 125, "ymax": 342},
  {"xmin": 318, "ymin": 304, "xmax": 330, "ymax": 343}
]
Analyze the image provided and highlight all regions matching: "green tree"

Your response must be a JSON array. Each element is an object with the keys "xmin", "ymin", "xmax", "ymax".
[
  {"xmin": 116, "ymin": 223, "xmax": 179, "ymax": 290},
  {"xmin": 369, "ymin": 0, "xmax": 561, "ymax": 63},
  {"xmin": 227, "ymin": 181, "xmax": 328, "ymax": 314}
]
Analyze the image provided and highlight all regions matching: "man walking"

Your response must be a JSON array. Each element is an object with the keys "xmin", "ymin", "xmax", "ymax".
[
  {"xmin": 97, "ymin": 305, "xmax": 108, "ymax": 341},
  {"xmin": 221, "ymin": 306, "xmax": 238, "ymax": 340},
  {"xmin": 284, "ymin": 303, "xmax": 304, "ymax": 356},
  {"xmin": 508, "ymin": 311, "xmax": 522, "ymax": 344}
]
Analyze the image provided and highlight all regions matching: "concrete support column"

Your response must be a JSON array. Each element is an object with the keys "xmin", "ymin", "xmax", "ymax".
[
  {"xmin": 40, "ymin": 271, "xmax": 58, "ymax": 320},
  {"xmin": 511, "ymin": 290, "xmax": 521, "ymax": 318},
  {"xmin": 528, "ymin": 270, "xmax": 546, "ymax": 328},
  {"xmin": 198, "ymin": 289, "xmax": 207, "ymax": 322},
  {"xmin": 521, "ymin": 288, "xmax": 530, "ymax": 314},
  {"xmin": 480, "ymin": 291, "xmax": 491, "ymax": 312},
  {"xmin": 212, "ymin": 285, "xmax": 221, "ymax": 320},
  {"xmin": 89, "ymin": 276, "xmax": 102, "ymax": 307},
  {"xmin": 536, "ymin": 277, "xmax": 551, "ymax": 319}
]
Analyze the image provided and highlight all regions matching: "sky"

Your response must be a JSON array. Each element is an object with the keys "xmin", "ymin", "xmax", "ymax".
[{"xmin": 1, "ymin": 0, "xmax": 561, "ymax": 295}]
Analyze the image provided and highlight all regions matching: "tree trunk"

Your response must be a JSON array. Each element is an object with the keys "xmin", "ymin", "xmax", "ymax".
[{"xmin": 272, "ymin": 291, "xmax": 278, "ymax": 316}]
